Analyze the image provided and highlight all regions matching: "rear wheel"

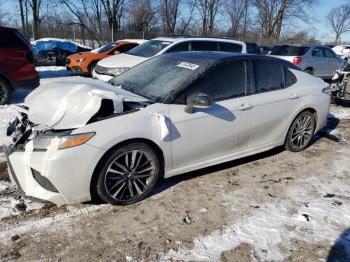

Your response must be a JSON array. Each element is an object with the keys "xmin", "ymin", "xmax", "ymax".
[
  {"xmin": 0, "ymin": 79, "xmax": 12, "ymax": 105},
  {"xmin": 94, "ymin": 142, "xmax": 161, "ymax": 205},
  {"xmin": 305, "ymin": 68, "xmax": 314, "ymax": 75},
  {"xmin": 285, "ymin": 111, "xmax": 316, "ymax": 152}
]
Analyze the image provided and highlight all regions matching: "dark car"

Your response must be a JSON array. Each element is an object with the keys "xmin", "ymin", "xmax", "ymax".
[
  {"xmin": 0, "ymin": 26, "xmax": 39, "ymax": 105},
  {"xmin": 259, "ymin": 45, "xmax": 272, "ymax": 55},
  {"xmin": 246, "ymin": 42, "xmax": 262, "ymax": 55},
  {"xmin": 32, "ymin": 38, "xmax": 92, "ymax": 66}
]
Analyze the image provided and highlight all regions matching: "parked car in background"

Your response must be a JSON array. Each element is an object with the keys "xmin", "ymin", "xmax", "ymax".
[
  {"xmin": 259, "ymin": 45, "xmax": 272, "ymax": 55},
  {"xmin": 0, "ymin": 26, "xmax": 39, "ymax": 105},
  {"xmin": 4, "ymin": 52, "xmax": 331, "ymax": 205},
  {"xmin": 269, "ymin": 44, "xmax": 344, "ymax": 79},
  {"xmin": 32, "ymin": 38, "xmax": 92, "ymax": 66},
  {"xmin": 332, "ymin": 45, "xmax": 350, "ymax": 59},
  {"xmin": 66, "ymin": 39, "xmax": 146, "ymax": 76},
  {"xmin": 93, "ymin": 36, "xmax": 249, "ymax": 81}
]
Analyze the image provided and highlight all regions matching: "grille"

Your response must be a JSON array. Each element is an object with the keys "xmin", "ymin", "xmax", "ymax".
[{"xmin": 31, "ymin": 168, "xmax": 59, "ymax": 193}]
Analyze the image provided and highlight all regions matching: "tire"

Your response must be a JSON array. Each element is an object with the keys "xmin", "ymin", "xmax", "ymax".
[
  {"xmin": 94, "ymin": 142, "xmax": 161, "ymax": 205},
  {"xmin": 285, "ymin": 111, "xmax": 316, "ymax": 152},
  {"xmin": 332, "ymin": 96, "xmax": 345, "ymax": 106},
  {"xmin": 0, "ymin": 79, "xmax": 12, "ymax": 105},
  {"xmin": 305, "ymin": 68, "xmax": 314, "ymax": 75},
  {"xmin": 88, "ymin": 62, "xmax": 97, "ymax": 77}
]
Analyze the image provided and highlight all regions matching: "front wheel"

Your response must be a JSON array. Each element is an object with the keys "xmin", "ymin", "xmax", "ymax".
[
  {"xmin": 94, "ymin": 142, "xmax": 161, "ymax": 205},
  {"xmin": 285, "ymin": 111, "xmax": 316, "ymax": 152}
]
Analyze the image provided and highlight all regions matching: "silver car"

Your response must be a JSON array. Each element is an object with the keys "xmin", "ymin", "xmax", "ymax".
[{"xmin": 269, "ymin": 44, "xmax": 344, "ymax": 79}]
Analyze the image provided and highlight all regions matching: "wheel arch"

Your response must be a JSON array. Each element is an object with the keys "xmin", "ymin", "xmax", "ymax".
[
  {"xmin": 89, "ymin": 138, "xmax": 165, "ymax": 201},
  {"xmin": 0, "ymin": 73, "xmax": 13, "ymax": 90},
  {"xmin": 305, "ymin": 67, "xmax": 314, "ymax": 74},
  {"xmin": 284, "ymin": 107, "xmax": 318, "ymax": 144}
]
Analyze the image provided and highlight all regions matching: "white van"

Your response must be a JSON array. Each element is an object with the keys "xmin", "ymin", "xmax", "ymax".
[{"xmin": 93, "ymin": 36, "xmax": 248, "ymax": 81}]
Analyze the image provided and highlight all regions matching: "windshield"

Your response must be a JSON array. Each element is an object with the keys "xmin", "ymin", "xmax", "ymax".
[
  {"xmin": 127, "ymin": 40, "xmax": 172, "ymax": 58},
  {"xmin": 270, "ymin": 45, "xmax": 310, "ymax": 56},
  {"xmin": 91, "ymin": 42, "xmax": 117, "ymax": 53},
  {"xmin": 111, "ymin": 56, "xmax": 206, "ymax": 101}
]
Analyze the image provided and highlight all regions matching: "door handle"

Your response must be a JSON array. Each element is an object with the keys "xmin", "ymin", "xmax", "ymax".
[
  {"xmin": 238, "ymin": 103, "xmax": 253, "ymax": 111},
  {"xmin": 289, "ymin": 94, "xmax": 300, "ymax": 100}
]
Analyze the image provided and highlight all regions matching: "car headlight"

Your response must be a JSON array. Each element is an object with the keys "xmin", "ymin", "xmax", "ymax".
[
  {"xmin": 33, "ymin": 132, "xmax": 95, "ymax": 150},
  {"xmin": 107, "ymin": 67, "xmax": 129, "ymax": 75},
  {"xmin": 76, "ymin": 58, "xmax": 86, "ymax": 63}
]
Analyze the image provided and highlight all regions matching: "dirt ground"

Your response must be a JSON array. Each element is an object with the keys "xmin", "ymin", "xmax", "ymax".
[{"xmin": 0, "ymin": 104, "xmax": 349, "ymax": 262}]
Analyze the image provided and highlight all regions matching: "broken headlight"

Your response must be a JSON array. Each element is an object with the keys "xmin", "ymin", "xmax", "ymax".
[{"xmin": 33, "ymin": 132, "xmax": 95, "ymax": 150}]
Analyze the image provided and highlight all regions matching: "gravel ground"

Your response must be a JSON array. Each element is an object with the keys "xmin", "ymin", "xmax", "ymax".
[{"xmin": 0, "ymin": 104, "xmax": 349, "ymax": 262}]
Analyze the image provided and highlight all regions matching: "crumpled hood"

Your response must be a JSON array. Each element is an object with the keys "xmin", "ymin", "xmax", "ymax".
[
  {"xmin": 97, "ymin": 53, "xmax": 149, "ymax": 68},
  {"xmin": 25, "ymin": 78, "xmax": 148, "ymax": 130}
]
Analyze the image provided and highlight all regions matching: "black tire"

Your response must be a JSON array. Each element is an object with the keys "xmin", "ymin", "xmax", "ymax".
[
  {"xmin": 0, "ymin": 78, "xmax": 12, "ymax": 105},
  {"xmin": 94, "ymin": 142, "xmax": 161, "ymax": 205},
  {"xmin": 88, "ymin": 62, "xmax": 97, "ymax": 77},
  {"xmin": 305, "ymin": 68, "xmax": 314, "ymax": 75},
  {"xmin": 332, "ymin": 96, "xmax": 345, "ymax": 106},
  {"xmin": 285, "ymin": 111, "xmax": 316, "ymax": 152}
]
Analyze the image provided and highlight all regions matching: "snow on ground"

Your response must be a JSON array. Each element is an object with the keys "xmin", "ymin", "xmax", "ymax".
[
  {"xmin": 329, "ymin": 104, "xmax": 350, "ymax": 120},
  {"xmin": 36, "ymin": 66, "xmax": 74, "ymax": 79},
  {"xmin": 161, "ymin": 152, "xmax": 350, "ymax": 261}
]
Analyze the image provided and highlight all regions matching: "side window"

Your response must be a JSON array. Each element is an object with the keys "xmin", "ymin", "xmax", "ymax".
[
  {"xmin": 191, "ymin": 41, "xmax": 218, "ymax": 51},
  {"xmin": 312, "ymin": 48, "xmax": 323, "ymax": 57},
  {"xmin": 219, "ymin": 42, "xmax": 242, "ymax": 53},
  {"xmin": 185, "ymin": 61, "xmax": 246, "ymax": 101},
  {"xmin": 0, "ymin": 31, "xmax": 27, "ymax": 48},
  {"xmin": 167, "ymin": 42, "xmax": 190, "ymax": 53},
  {"xmin": 117, "ymin": 44, "xmax": 138, "ymax": 53},
  {"xmin": 284, "ymin": 67, "xmax": 297, "ymax": 88},
  {"xmin": 323, "ymin": 48, "xmax": 336, "ymax": 58},
  {"xmin": 254, "ymin": 61, "xmax": 284, "ymax": 93}
]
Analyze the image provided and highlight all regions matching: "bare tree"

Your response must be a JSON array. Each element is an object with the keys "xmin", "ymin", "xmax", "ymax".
[
  {"xmin": 224, "ymin": 0, "xmax": 248, "ymax": 37},
  {"xmin": 27, "ymin": 0, "xmax": 44, "ymax": 39},
  {"xmin": 327, "ymin": 4, "xmax": 350, "ymax": 44},
  {"xmin": 196, "ymin": 0, "xmax": 221, "ymax": 36},
  {"xmin": 128, "ymin": 0, "xmax": 156, "ymax": 36},
  {"xmin": 159, "ymin": 0, "xmax": 181, "ymax": 34},
  {"xmin": 178, "ymin": 0, "xmax": 197, "ymax": 34},
  {"xmin": 254, "ymin": 0, "xmax": 315, "ymax": 42},
  {"xmin": 100, "ymin": 0, "xmax": 125, "ymax": 41}
]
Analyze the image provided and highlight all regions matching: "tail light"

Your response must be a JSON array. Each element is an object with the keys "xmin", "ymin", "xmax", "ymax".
[
  {"xmin": 322, "ymin": 85, "xmax": 332, "ymax": 95},
  {"xmin": 293, "ymin": 56, "xmax": 302, "ymax": 65}
]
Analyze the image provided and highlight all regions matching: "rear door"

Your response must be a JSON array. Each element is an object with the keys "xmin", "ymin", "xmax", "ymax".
[
  {"xmin": 311, "ymin": 47, "xmax": 325, "ymax": 76},
  {"xmin": 169, "ymin": 60, "xmax": 253, "ymax": 170},
  {"xmin": 249, "ymin": 60, "xmax": 303, "ymax": 148}
]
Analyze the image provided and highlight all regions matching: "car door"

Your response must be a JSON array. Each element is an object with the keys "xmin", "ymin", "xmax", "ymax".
[
  {"xmin": 169, "ymin": 60, "xmax": 253, "ymax": 171},
  {"xmin": 310, "ymin": 47, "xmax": 325, "ymax": 76},
  {"xmin": 322, "ymin": 47, "xmax": 343, "ymax": 77},
  {"xmin": 249, "ymin": 60, "xmax": 304, "ymax": 148}
]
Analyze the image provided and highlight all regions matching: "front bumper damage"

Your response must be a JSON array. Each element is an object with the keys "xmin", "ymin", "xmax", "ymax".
[{"xmin": 2, "ymin": 107, "xmax": 104, "ymax": 205}]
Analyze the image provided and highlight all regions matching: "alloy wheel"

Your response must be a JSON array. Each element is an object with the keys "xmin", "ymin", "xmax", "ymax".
[
  {"xmin": 104, "ymin": 150, "xmax": 156, "ymax": 201},
  {"xmin": 290, "ymin": 113, "xmax": 314, "ymax": 149}
]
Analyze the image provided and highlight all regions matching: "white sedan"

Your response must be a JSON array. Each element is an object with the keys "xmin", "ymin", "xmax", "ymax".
[{"xmin": 3, "ymin": 52, "xmax": 331, "ymax": 205}]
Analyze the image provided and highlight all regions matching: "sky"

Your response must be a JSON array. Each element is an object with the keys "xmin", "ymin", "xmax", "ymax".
[{"xmin": 1, "ymin": 0, "xmax": 350, "ymax": 43}]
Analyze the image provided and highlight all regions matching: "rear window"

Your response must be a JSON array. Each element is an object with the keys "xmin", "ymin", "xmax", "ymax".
[
  {"xmin": 254, "ymin": 61, "xmax": 285, "ymax": 93},
  {"xmin": 270, "ymin": 45, "xmax": 309, "ymax": 56},
  {"xmin": 0, "ymin": 30, "xmax": 28, "ymax": 49},
  {"xmin": 191, "ymin": 41, "xmax": 218, "ymax": 51},
  {"xmin": 219, "ymin": 42, "xmax": 242, "ymax": 53}
]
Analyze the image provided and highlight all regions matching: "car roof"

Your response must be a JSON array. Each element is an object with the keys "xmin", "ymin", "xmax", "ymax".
[
  {"xmin": 163, "ymin": 51, "xmax": 299, "ymax": 67},
  {"xmin": 273, "ymin": 43, "xmax": 331, "ymax": 48},
  {"xmin": 0, "ymin": 26, "xmax": 16, "ymax": 31},
  {"xmin": 152, "ymin": 36, "xmax": 246, "ymax": 46},
  {"xmin": 119, "ymin": 39, "xmax": 148, "ymax": 45}
]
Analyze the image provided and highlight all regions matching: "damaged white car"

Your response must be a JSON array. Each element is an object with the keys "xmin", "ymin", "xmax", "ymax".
[{"xmin": 2, "ymin": 52, "xmax": 331, "ymax": 205}]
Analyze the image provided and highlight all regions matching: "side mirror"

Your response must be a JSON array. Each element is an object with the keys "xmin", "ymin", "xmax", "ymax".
[
  {"xmin": 114, "ymin": 51, "xmax": 120, "ymax": 55},
  {"xmin": 184, "ymin": 93, "xmax": 213, "ymax": 114}
]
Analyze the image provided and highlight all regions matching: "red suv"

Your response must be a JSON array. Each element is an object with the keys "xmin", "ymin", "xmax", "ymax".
[{"xmin": 0, "ymin": 27, "xmax": 39, "ymax": 105}]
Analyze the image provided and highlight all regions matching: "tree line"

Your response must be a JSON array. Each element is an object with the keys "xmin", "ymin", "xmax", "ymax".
[{"xmin": 1, "ymin": 0, "xmax": 350, "ymax": 47}]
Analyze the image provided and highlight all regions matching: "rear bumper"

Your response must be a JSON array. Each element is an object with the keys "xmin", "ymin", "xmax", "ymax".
[{"xmin": 12, "ymin": 77, "xmax": 40, "ymax": 90}]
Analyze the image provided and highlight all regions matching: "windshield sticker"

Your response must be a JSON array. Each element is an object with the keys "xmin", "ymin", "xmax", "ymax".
[{"xmin": 177, "ymin": 62, "xmax": 199, "ymax": 70}]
